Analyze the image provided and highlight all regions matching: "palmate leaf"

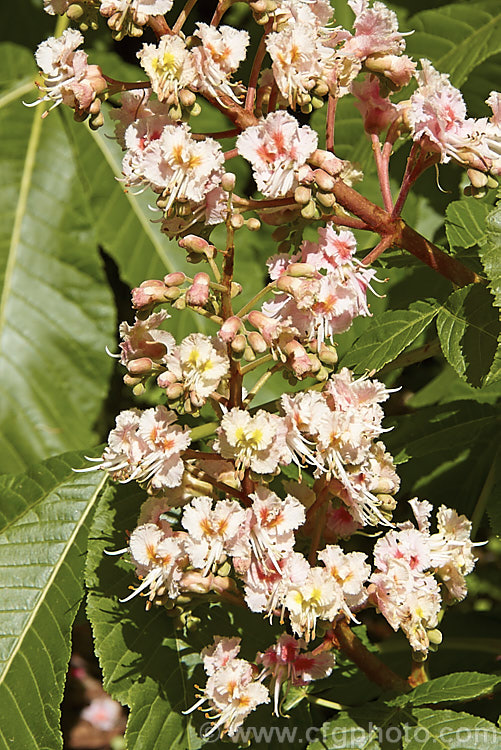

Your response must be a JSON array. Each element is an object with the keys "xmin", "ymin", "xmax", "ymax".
[
  {"xmin": 85, "ymin": 481, "xmax": 203, "ymax": 750},
  {"xmin": 436, "ymin": 284, "xmax": 501, "ymax": 387},
  {"xmin": 0, "ymin": 43, "xmax": 115, "ymax": 473},
  {"xmin": 406, "ymin": 1, "xmax": 501, "ymax": 87},
  {"xmin": 340, "ymin": 301, "xmax": 438, "ymax": 374},
  {"xmin": 0, "ymin": 451, "xmax": 109, "ymax": 750}
]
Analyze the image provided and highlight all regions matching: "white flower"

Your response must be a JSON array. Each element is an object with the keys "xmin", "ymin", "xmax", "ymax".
[
  {"xmin": 181, "ymin": 496, "xmax": 246, "ymax": 574},
  {"xmin": 285, "ymin": 566, "xmax": 344, "ymax": 641},
  {"xmin": 138, "ymin": 34, "xmax": 195, "ymax": 105},
  {"xmin": 162, "ymin": 333, "xmax": 230, "ymax": 407},
  {"xmin": 124, "ymin": 522, "xmax": 186, "ymax": 605},
  {"xmin": 191, "ymin": 24, "xmax": 249, "ymax": 103},
  {"xmin": 236, "ymin": 111, "xmax": 318, "ymax": 197},
  {"xmin": 214, "ymin": 408, "xmax": 290, "ymax": 477}
]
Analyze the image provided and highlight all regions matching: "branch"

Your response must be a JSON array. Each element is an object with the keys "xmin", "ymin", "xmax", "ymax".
[{"xmin": 334, "ymin": 619, "xmax": 410, "ymax": 693}]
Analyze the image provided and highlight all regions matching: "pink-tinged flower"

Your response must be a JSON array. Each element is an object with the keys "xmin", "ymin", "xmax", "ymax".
[
  {"xmin": 191, "ymin": 24, "xmax": 249, "ymax": 103},
  {"xmin": 134, "ymin": 406, "xmax": 191, "ymax": 488},
  {"xmin": 124, "ymin": 522, "xmax": 187, "ymax": 605},
  {"xmin": 236, "ymin": 111, "xmax": 318, "ymax": 197},
  {"xmin": 280, "ymin": 391, "xmax": 330, "ymax": 472},
  {"xmin": 370, "ymin": 559, "xmax": 441, "ymax": 653},
  {"xmin": 487, "ymin": 91, "xmax": 501, "ymax": 126},
  {"xmin": 201, "ymin": 636, "xmax": 242, "ymax": 676},
  {"xmin": 81, "ymin": 697, "xmax": 122, "ymax": 731},
  {"xmin": 214, "ymin": 408, "xmax": 291, "ymax": 477},
  {"xmin": 272, "ymin": 0, "xmax": 334, "ymax": 29},
  {"xmin": 138, "ymin": 34, "xmax": 194, "ymax": 106},
  {"xmin": 324, "ymin": 504, "xmax": 362, "ymax": 541},
  {"xmin": 258, "ymin": 634, "xmax": 334, "ymax": 715},
  {"xmin": 407, "ymin": 59, "xmax": 468, "ymax": 163},
  {"xmin": 31, "ymin": 29, "xmax": 106, "ymax": 116},
  {"xmin": 118, "ymin": 310, "xmax": 175, "ymax": 371},
  {"xmin": 352, "ymin": 75, "xmax": 400, "ymax": 134},
  {"xmin": 185, "ymin": 658, "xmax": 269, "ymax": 738},
  {"xmin": 285, "ymin": 566, "xmax": 344, "ymax": 641},
  {"xmin": 110, "ymin": 90, "xmax": 173, "ymax": 148},
  {"xmin": 231, "ymin": 487, "xmax": 305, "ymax": 572},
  {"xmin": 242, "ymin": 551, "xmax": 310, "ymax": 618},
  {"xmin": 266, "ymin": 25, "xmax": 334, "ymax": 108},
  {"xmin": 345, "ymin": 0, "xmax": 406, "ymax": 59},
  {"xmin": 181, "ymin": 496, "xmax": 246, "ymax": 575}
]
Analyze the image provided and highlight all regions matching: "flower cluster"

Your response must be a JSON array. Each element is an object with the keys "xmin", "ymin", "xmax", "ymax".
[
  {"xmin": 370, "ymin": 499, "xmax": 478, "ymax": 653},
  {"xmin": 34, "ymin": 0, "xmax": 487, "ymax": 739}
]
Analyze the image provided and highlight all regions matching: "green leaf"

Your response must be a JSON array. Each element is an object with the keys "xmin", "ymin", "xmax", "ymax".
[
  {"xmin": 407, "ymin": 2, "xmax": 501, "ymax": 87},
  {"xmin": 0, "ymin": 46, "xmax": 115, "ymax": 473},
  {"xmin": 86, "ymin": 482, "xmax": 203, "ymax": 750},
  {"xmin": 403, "ymin": 708, "xmax": 501, "ymax": 749},
  {"xmin": 436, "ymin": 284, "xmax": 501, "ymax": 387},
  {"xmin": 0, "ymin": 451, "xmax": 109, "ymax": 750},
  {"xmin": 341, "ymin": 301, "xmax": 438, "ymax": 374},
  {"xmin": 386, "ymin": 400, "xmax": 498, "ymax": 464},
  {"xmin": 307, "ymin": 712, "xmax": 381, "ymax": 749},
  {"xmin": 446, "ymin": 198, "xmax": 491, "ymax": 251},
  {"xmin": 402, "ymin": 672, "xmax": 501, "ymax": 706}
]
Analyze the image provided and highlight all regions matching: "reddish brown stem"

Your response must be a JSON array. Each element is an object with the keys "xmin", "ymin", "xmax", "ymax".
[
  {"xmin": 362, "ymin": 235, "xmax": 394, "ymax": 265},
  {"xmin": 224, "ymin": 147, "xmax": 239, "ymax": 161},
  {"xmin": 172, "ymin": 0, "xmax": 198, "ymax": 34},
  {"xmin": 392, "ymin": 146, "xmax": 439, "ymax": 218},
  {"xmin": 326, "ymin": 95, "xmax": 337, "ymax": 152},
  {"xmin": 267, "ymin": 81, "xmax": 279, "ymax": 113},
  {"xmin": 211, "ymin": 0, "xmax": 233, "ymax": 26},
  {"xmin": 371, "ymin": 133, "xmax": 393, "ymax": 212},
  {"xmin": 192, "ymin": 129, "xmax": 240, "ymax": 140},
  {"xmin": 408, "ymin": 658, "xmax": 428, "ymax": 688},
  {"xmin": 148, "ymin": 15, "xmax": 171, "ymax": 37},
  {"xmin": 326, "ymin": 215, "xmax": 369, "ymax": 231},
  {"xmin": 245, "ymin": 24, "xmax": 270, "ymax": 112},
  {"xmin": 334, "ymin": 619, "xmax": 410, "ymax": 693}
]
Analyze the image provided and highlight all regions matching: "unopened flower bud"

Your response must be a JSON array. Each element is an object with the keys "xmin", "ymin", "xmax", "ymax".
[
  {"xmin": 428, "ymin": 629, "xmax": 443, "ymax": 645},
  {"xmin": 163, "ymin": 272, "xmax": 186, "ymax": 287},
  {"xmin": 317, "ymin": 191, "xmax": 336, "ymax": 209},
  {"xmin": 157, "ymin": 371, "xmax": 178, "ymax": 388},
  {"xmin": 123, "ymin": 374, "xmax": 142, "ymax": 387},
  {"xmin": 231, "ymin": 334, "xmax": 246, "ymax": 353},
  {"xmin": 301, "ymin": 200, "xmax": 319, "ymax": 219},
  {"xmin": 318, "ymin": 343, "xmax": 338, "ymax": 365},
  {"xmin": 313, "ymin": 80, "xmax": 329, "ymax": 97},
  {"xmin": 287, "ymin": 262, "xmax": 316, "ymax": 278},
  {"xmin": 467, "ymin": 168, "xmax": 488, "ymax": 189},
  {"xmin": 230, "ymin": 282, "xmax": 242, "ymax": 298},
  {"xmin": 309, "ymin": 149, "xmax": 344, "ymax": 175},
  {"xmin": 132, "ymin": 382, "xmax": 146, "ymax": 396},
  {"xmin": 179, "ymin": 88, "xmax": 196, "ymax": 108},
  {"xmin": 243, "ymin": 346, "xmax": 256, "ymax": 362},
  {"xmin": 230, "ymin": 213, "xmax": 245, "ymax": 229},
  {"xmin": 248, "ymin": 331, "xmax": 267, "ymax": 353},
  {"xmin": 313, "ymin": 169, "xmax": 336, "ymax": 192},
  {"xmin": 377, "ymin": 494, "xmax": 397, "ymax": 512},
  {"xmin": 186, "ymin": 272, "xmax": 210, "ymax": 306},
  {"xmin": 132, "ymin": 279, "xmax": 167, "ymax": 309},
  {"xmin": 294, "ymin": 186, "xmax": 311, "ymax": 205},
  {"xmin": 164, "ymin": 286, "xmax": 182, "ymax": 301},
  {"xmin": 167, "ymin": 383, "xmax": 184, "ymax": 400},
  {"xmin": 178, "ymin": 234, "xmax": 210, "ymax": 254},
  {"xmin": 128, "ymin": 357, "xmax": 154, "ymax": 375},
  {"xmin": 221, "ymin": 172, "xmax": 236, "ymax": 192},
  {"xmin": 246, "ymin": 217, "xmax": 261, "ymax": 231},
  {"xmin": 219, "ymin": 316, "xmax": 242, "ymax": 342}
]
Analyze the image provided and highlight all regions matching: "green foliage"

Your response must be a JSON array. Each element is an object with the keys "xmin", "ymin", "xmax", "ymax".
[
  {"xmin": 0, "ymin": 44, "xmax": 115, "ymax": 473},
  {"xmin": 0, "ymin": 451, "xmax": 108, "ymax": 750}
]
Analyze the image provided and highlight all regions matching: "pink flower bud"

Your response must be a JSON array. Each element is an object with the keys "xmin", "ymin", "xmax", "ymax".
[
  {"xmin": 128, "ymin": 357, "xmax": 154, "ymax": 375},
  {"xmin": 163, "ymin": 272, "xmax": 186, "ymax": 287},
  {"xmin": 178, "ymin": 235, "xmax": 211, "ymax": 254},
  {"xmin": 131, "ymin": 279, "xmax": 168, "ymax": 310},
  {"xmin": 186, "ymin": 272, "xmax": 210, "ymax": 306},
  {"xmin": 309, "ymin": 150, "xmax": 344, "ymax": 175},
  {"xmin": 248, "ymin": 331, "xmax": 267, "ymax": 353},
  {"xmin": 219, "ymin": 316, "xmax": 242, "ymax": 343}
]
